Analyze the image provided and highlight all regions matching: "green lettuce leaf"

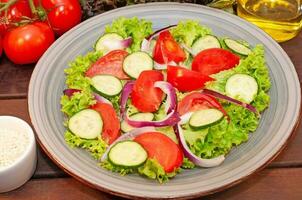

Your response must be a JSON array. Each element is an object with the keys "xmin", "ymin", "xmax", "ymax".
[
  {"xmin": 100, "ymin": 160, "xmax": 135, "ymax": 176},
  {"xmin": 60, "ymin": 90, "xmax": 96, "ymax": 117},
  {"xmin": 171, "ymin": 20, "xmax": 212, "ymax": 47},
  {"xmin": 181, "ymin": 157, "xmax": 195, "ymax": 169},
  {"xmin": 105, "ymin": 17, "xmax": 153, "ymax": 52},
  {"xmin": 187, "ymin": 45, "xmax": 270, "ymax": 158},
  {"xmin": 64, "ymin": 51, "xmax": 102, "ymax": 91},
  {"xmin": 205, "ymin": 45, "xmax": 271, "ymax": 111},
  {"xmin": 138, "ymin": 159, "xmax": 180, "ymax": 183},
  {"xmin": 65, "ymin": 131, "xmax": 107, "ymax": 160}
]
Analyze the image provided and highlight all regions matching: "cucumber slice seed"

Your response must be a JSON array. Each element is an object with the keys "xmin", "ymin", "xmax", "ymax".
[
  {"xmin": 94, "ymin": 33, "xmax": 124, "ymax": 54},
  {"xmin": 225, "ymin": 74, "xmax": 258, "ymax": 104},
  {"xmin": 189, "ymin": 109, "xmax": 224, "ymax": 129},
  {"xmin": 121, "ymin": 112, "xmax": 154, "ymax": 133},
  {"xmin": 123, "ymin": 51, "xmax": 153, "ymax": 79},
  {"xmin": 192, "ymin": 35, "xmax": 221, "ymax": 55},
  {"xmin": 68, "ymin": 109, "xmax": 103, "ymax": 139},
  {"xmin": 91, "ymin": 75, "xmax": 122, "ymax": 97},
  {"xmin": 108, "ymin": 140, "xmax": 148, "ymax": 168},
  {"xmin": 224, "ymin": 39, "xmax": 252, "ymax": 56}
]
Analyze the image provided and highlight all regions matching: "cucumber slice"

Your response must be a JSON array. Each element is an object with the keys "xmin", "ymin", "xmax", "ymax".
[
  {"xmin": 189, "ymin": 109, "xmax": 224, "ymax": 129},
  {"xmin": 68, "ymin": 109, "xmax": 103, "ymax": 139},
  {"xmin": 224, "ymin": 39, "xmax": 252, "ymax": 56},
  {"xmin": 225, "ymin": 74, "xmax": 258, "ymax": 104},
  {"xmin": 123, "ymin": 51, "xmax": 153, "ymax": 79},
  {"xmin": 94, "ymin": 33, "xmax": 124, "ymax": 54},
  {"xmin": 108, "ymin": 140, "xmax": 147, "ymax": 168},
  {"xmin": 121, "ymin": 112, "xmax": 154, "ymax": 133},
  {"xmin": 192, "ymin": 35, "xmax": 221, "ymax": 55},
  {"xmin": 91, "ymin": 75, "xmax": 122, "ymax": 97}
]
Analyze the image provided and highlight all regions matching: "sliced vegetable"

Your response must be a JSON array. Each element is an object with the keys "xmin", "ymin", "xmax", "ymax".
[
  {"xmin": 202, "ymin": 89, "xmax": 258, "ymax": 114},
  {"xmin": 225, "ymin": 74, "xmax": 258, "ymax": 104},
  {"xmin": 131, "ymin": 70, "xmax": 164, "ymax": 112},
  {"xmin": 167, "ymin": 66, "xmax": 214, "ymax": 92},
  {"xmin": 63, "ymin": 89, "xmax": 81, "ymax": 97},
  {"xmin": 91, "ymin": 75, "xmax": 122, "ymax": 97},
  {"xmin": 95, "ymin": 33, "xmax": 132, "ymax": 54},
  {"xmin": 192, "ymin": 35, "xmax": 221, "ymax": 55},
  {"xmin": 93, "ymin": 93, "xmax": 113, "ymax": 105},
  {"xmin": 153, "ymin": 31, "xmax": 186, "ymax": 64},
  {"xmin": 101, "ymin": 126, "xmax": 156, "ymax": 161},
  {"xmin": 91, "ymin": 102, "xmax": 120, "ymax": 144},
  {"xmin": 123, "ymin": 51, "xmax": 153, "ymax": 79},
  {"xmin": 121, "ymin": 113, "xmax": 154, "ymax": 132},
  {"xmin": 192, "ymin": 48, "xmax": 240, "ymax": 76},
  {"xmin": 224, "ymin": 39, "xmax": 252, "ymax": 56},
  {"xmin": 134, "ymin": 132, "xmax": 183, "ymax": 172},
  {"xmin": 189, "ymin": 109, "xmax": 224, "ymax": 129},
  {"xmin": 85, "ymin": 50, "xmax": 129, "ymax": 79},
  {"xmin": 68, "ymin": 109, "xmax": 103, "ymax": 139},
  {"xmin": 120, "ymin": 81, "xmax": 180, "ymax": 128},
  {"xmin": 178, "ymin": 92, "xmax": 227, "ymax": 116},
  {"xmin": 175, "ymin": 114, "xmax": 225, "ymax": 167},
  {"xmin": 108, "ymin": 140, "xmax": 147, "ymax": 168},
  {"xmin": 141, "ymin": 25, "xmax": 177, "ymax": 52}
]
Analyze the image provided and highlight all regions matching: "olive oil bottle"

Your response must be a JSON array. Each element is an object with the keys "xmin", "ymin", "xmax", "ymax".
[{"xmin": 237, "ymin": 0, "xmax": 302, "ymax": 42}]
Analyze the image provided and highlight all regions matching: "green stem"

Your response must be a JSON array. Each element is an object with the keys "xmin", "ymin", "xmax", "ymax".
[
  {"xmin": 0, "ymin": 0, "xmax": 17, "ymax": 12},
  {"xmin": 28, "ymin": 0, "xmax": 37, "ymax": 15}
]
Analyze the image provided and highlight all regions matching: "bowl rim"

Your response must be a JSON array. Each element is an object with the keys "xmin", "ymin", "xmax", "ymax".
[{"xmin": 27, "ymin": 2, "xmax": 302, "ymax": 199}]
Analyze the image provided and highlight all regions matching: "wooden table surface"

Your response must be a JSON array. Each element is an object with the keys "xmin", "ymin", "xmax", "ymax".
[{"xmin": 0, "ymin": 32, "xmax": 302, "ymax": 200}]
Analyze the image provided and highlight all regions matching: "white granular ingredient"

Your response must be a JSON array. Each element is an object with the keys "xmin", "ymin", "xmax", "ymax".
[{"xmin": 0, "ymin": 129, "xmax": 30, "ymax": 168}]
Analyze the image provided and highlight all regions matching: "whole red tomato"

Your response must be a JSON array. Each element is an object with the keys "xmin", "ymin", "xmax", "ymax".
[
  {"xmin": 3, "ymin": 22, "xmax": 55, "ymax": 64},
  {"xmin": 0, "ymin": 0, "xmax": 32, "ymax": 36},
  {"xmin": 41, "ymin": 0, "xmax": 82, "ymax": 35}
]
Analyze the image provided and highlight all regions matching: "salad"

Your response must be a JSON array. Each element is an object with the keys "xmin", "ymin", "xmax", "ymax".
[{"xmin": 61, "ymin": 17, "xmax": 271, "ymax": 183}]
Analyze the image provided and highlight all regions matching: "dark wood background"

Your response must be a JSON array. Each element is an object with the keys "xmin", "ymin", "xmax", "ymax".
[{"xmin": 0, "ymin": 32, "xmax": 302, "ymax": 200}]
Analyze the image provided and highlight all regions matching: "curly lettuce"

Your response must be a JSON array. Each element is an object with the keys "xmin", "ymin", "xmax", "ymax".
[
  {"xmin": 105, "ymin": 17, "xmax": 153, "ymax": 52},
  {"xmin": 65, "ymin": 131, "xmax": 107, "ymax": 160},
  {"xmin": 100, "ymin": 158, "xmax": 179, "ymax": 183},
  {"xmin": 171, "ymin": 20, "xmax": 212, "ymax": 47},
  {"xmin": 185, "ymin": 45, "xmax": 270, "ymax": 158}
]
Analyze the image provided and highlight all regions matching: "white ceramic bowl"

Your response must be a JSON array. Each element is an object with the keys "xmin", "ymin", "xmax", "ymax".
[{"xmin": 0, "ymin": 116, "xmax": 37, "ymax": 193}]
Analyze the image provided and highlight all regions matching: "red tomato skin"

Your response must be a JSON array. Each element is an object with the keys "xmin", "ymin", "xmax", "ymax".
[
  {"xmin": 134, "ymin": 132, "xmax": 183, "ymax": 173},
  {"xmin": 0, "ymin": 37, "xmax": 2, "ymax": 57},
  {"xmin": 192, "ymin": 48, "xmax": 240, "ymax": 76},
  {"xmin": 3, "ymin": 22, "xmax": 55, "ymax": 64},
  {"xmin": 131, "ymin": 70, "xmax": 164, "ymax": 112},
  {"xmin": 41, "ymin": 0, "xmax": 82, "ymax": 35},
  {"xmin": 91, "ymin": 102, "xmax": 121, "ymax": 145},
  {"xmin": 167, "ymin": 65, "xmax": 214, "ymax": 92},
  {"xmin": 85, "ymin": 50, "xmax": 130, "ymax": 79},
  {"xmin": 178, "ymin": 92, "xmax": 227, "ymax": 116},
  {"xmin": 0, "ymin": 0, "xmax": 32, "ymax": 35},
  {"xmin": 153, "ymin": 31, "xmax": 186, "ymax": 64}
]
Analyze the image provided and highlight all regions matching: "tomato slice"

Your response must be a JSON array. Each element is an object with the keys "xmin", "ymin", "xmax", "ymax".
[
  {"xmin": 91, "ymin": 102, "xmax": 121, "ymax": 144},
  {"xmin": 85, "ymin": 50, "xmax": 129, "ymax": 79},
  {"xmin": 167, "ymin": 65, "xmax": 214, "ymax": 92},
  {"xmin": 134, "ymin": 132, "xmax": 183, "ymax": 173},
  {"xmin": 153, "ymin": 31, "xmax": 186, "ymax": 64},
  {"xmin": 178, "ymin": 92, "xmax": 227, "ymax": 116},
  {"xmin": 192, "ymin": 48, "xmax": 240, "ymax": 76},
  {"xmin": 131, "ymin": 70, "xmax": 164, "ymax": 112}
]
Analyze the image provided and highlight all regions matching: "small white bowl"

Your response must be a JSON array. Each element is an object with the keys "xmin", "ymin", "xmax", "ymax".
[{"xmin": 0, "ymin": 116, "xmax": 37, "ymax": 193}]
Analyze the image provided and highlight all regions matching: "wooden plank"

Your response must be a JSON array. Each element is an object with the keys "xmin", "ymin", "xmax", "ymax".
[
  {"xmin": 1, "ymin": 168, "xmax": 302, "ymax": 200},
  {"xmin": 280, "ymin": 33, "xmax": 302, "ymax": 81},
  {"xmin": 0, "ymin": 99, "xmax": 301, "ymax": 177},
  {"xmin": 0, "ymin": 56, "xmax": 34, "ymax": 99}
]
